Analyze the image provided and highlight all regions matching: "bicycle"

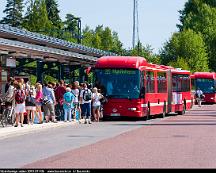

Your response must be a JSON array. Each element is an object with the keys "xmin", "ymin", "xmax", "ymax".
[{"xmin": 0, "ymin": 101, "xmax": 15, "ymax": 127}]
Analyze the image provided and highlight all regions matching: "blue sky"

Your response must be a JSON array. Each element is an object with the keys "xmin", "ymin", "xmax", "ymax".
[{"xmin": 0, "ymin": 0, "xmax": 187, "ymax": 53}]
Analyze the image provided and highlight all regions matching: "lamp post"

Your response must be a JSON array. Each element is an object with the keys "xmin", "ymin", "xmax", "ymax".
[{"xmin": 73, "ymin": 17, "xmax": 82, "ymax": 44}]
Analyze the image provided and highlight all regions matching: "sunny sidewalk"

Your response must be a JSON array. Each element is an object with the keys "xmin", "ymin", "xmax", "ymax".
[{"xmin": 0, "ymin": 120, "xmax": 82, "ymax": 140}]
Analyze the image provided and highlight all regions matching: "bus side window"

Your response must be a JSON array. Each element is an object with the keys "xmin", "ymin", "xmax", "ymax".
[{"xmin": 146, "ymin": 71, "xmax": 154, "ymax": 93}]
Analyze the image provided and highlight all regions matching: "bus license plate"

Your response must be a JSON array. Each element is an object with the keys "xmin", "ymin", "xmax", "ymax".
[{"xmin": 111, "ymin": 113, "xmax": 120, "ymax": 116}]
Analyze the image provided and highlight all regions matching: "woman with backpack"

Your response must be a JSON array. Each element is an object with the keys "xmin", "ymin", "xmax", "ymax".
[
  {"xmin": 26, "ymin": 85, "xmax": 37, "ymax": 125},
  {"xmin": 80, "ymin": 83, "xmax": 92, "ymax": 124},
  {"xmin": 14, "ymin": 83, "xmax": 26, "ymax": 127},
  {"xmin": 63, "ymin": 87, "xmax": 75, "ymax": 122}
]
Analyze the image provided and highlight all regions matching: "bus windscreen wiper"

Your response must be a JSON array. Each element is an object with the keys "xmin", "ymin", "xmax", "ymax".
[{"xmin": 107, "ymin": 94, "xmax": 125, "ymax": 98}]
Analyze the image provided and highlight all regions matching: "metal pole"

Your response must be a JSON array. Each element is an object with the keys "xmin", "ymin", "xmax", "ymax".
[
  {"xmin": 77, "ymin": 18, "xmax": 82, "ymax": 44},
  {"xmin": 132, "ymin": 0, "xmax": 136, "ymax": 49}
]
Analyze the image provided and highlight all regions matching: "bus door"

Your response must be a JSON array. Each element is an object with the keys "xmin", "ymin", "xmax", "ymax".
[{"xmin": 167, "ymin": 70, "xmax": 172, "ymax": 113}]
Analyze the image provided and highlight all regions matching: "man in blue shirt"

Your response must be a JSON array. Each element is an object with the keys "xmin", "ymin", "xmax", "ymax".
[{"xmin": 42, "ymin": 82, "xmax": 57, "ymax": 123}]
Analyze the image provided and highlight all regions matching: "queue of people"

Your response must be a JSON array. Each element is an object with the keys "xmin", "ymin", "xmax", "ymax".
[{"xmin": 2, "ymin": 77, "xmax": 105, "ymax": 127}]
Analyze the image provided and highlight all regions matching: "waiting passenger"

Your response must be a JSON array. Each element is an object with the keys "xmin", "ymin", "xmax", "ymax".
[
  {"xmin": 195, "ymin": 88, "xmax": 204, "ymax": 107},
  {"xmin": 14, "ymin": 83, "xmax": 26, "ymax": 127},
  {"xmin": 92, "ymin": 87, "xmax": 103, "ymax": 122},
  {"xmin": 42, "ymin": 83, "xmax": 57, "ymax": 123},
  {"xmin": 80, "ymin": 83, "xmax": 92, "ymax": 124},
  {"xmin": 63, "ymin": 87, "xmax": 75, "ymax": 122}
]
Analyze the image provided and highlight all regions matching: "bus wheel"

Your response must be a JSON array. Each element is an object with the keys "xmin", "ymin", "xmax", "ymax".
[
  {"xmin": 146, "ymin": 106, "xmax": 151, "ymax": 120},
  {"xmin": 190, "ymin": 98, "xmax": 193, "ymax": 108},
  {"xmin": 178, "ymin": 104, "xmax": 186, "ymax": 115},
  {"xmin": 160, "ymin": 102, "xmax": 166, "ymax": 118},
  {"xmin": 102, "ymin": 116, "xmax": 110, "ymax": 121}
]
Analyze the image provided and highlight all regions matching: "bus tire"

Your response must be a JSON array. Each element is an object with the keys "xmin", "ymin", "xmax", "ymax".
[
  {"xmin": 102, "ymin": 116, "xmax": 109, "ymax": 121},
  {"xmin": 190, "ymin": 98, "xmax": 193, "ymax": 108},
  {"xmin": 147, "ymin": 103, "xmax": 151, "ymax": 120},
  {"xmin": 178, "ymin": 103, "xmax": 186, "ymax": 115},
  {"xmin": 160, "ymin": 102, "xmax": 166, "ymax": 118}
]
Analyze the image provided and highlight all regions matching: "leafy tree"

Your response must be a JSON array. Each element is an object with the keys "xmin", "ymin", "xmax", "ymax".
[
  {"xmin": 82, "ymin": 26, "xmax": 94, "ymax": 47},
  {"xmin": 178, "ymin": 0, "xmax": 216, "ymax": 31},
  {"xmin": 168, "ymin": 57, "xmax": 190, "ymax": 70},
  {"xmin": 101, "ymin": 27, "xmax": 112, "ymax": 50},
  {"xmin": 92, "ymin": 33, "xmax": 102, "ymax": 49},
  {"xmin": 81, "ymin": 25, "xmax": 123, "ymax": 54},
  {"xmin": 178, "ymin": 1, "xmax": 216, "ymax": 71},
  {"xmin": 110, "ymin": 31, "xmax": 123, "ymax": 54},
  {"xmin": 160, "ymin": 29, "xmax": 209, "ymax": 72},
  {"xmin": 1, "ymin": 0, "xmax": 24, "ymax": 27},
  {"xmin": 127, "ymin": 42, "xmax": 160, "ymax": 64}
]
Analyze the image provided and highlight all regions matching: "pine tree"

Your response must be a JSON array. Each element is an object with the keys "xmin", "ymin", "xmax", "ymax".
[
  {"xmin": 45, "ymin": 0, "xmax": 62, "ymax": 29},
  {"xmin": 1, "ymin": 0, "xmax": 24, "ymax": 27},
  {"xmin": 23, "ymin": 0, "xmax": 52, "ymax": 33}
]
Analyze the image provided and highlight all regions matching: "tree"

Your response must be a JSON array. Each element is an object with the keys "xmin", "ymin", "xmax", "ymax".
[
  {"xmin": 1, "ymin": 0, "xmax": 24, "ymax": 27},
  {"xmin": 81, "ymin": 25, "xmax": 124, "ymax": 54},
  {"xmin": 178, "ymin": 0, "xmax": 216, "ymax": 31},
  {"xmin": 127, "ymin": 42, "xmax": 161, "ymax": 64},
  {"xmin": 45, "ymin": 0, "xmax": 62, "ymax": 29},
  {"xmin": 23, "ymin": 0, "xmax": 52, "ymax": 34},
  {"xmin": 168, "ymin": 57, "xmax": 190, "ymax": 70},
  {"xmin": 177, "ymin": 0, "xmax": 216, "ymax": 71},
  {"xmin": 101, "ymin": 27, "xmax": 112, "ymax": 50},
  {"xmin": 160, "ymin": 29, "xmax": 209, "ymax": 72},
  {"xmin": 92, "ymin": 33, "xmax": 102, "ymax": 49},
  {"xmin": 110, "ymin": 31, "xmax": 123, "ymax": 54},
  {"xmin": 63, "ymin": 13, "xmax": 80, "ymax": 42},
  {"xmin": 82, "ymin": 26, "xmax": 94, "ymax": 47}
]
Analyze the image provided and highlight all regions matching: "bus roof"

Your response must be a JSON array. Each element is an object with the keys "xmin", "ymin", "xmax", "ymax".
[
  {"xmin": 95, "ymin": 56, "xmax": 148, "ymax": 69},
  {"xmin": 95, "ymin": 56, "xmax": 190, "ymax": 74},
  {"xmin": 194, "ymin": 72, "xmax": 216, "ymax": 79}
]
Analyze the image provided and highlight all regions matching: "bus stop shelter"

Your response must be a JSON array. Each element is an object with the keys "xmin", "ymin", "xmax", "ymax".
[{"xmin": 0, "ymin": 24, "xmax": 116, "ymax": 94}]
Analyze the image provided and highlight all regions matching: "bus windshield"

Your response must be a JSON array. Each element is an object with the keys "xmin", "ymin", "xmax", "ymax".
[
  {"xmin": 195, "ymin": 78, "xmax": 216, "ymax": 93},
  {"xmin": 94, "ymin": 69, "xmax": 140, "ymax": 99}
]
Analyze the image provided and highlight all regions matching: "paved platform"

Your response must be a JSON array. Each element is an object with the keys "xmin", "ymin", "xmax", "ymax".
[{"xmin": 0, "ymin": 120, "xmax": 82, "ymax": 139}]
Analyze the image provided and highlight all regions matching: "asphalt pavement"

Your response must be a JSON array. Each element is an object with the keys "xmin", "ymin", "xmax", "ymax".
[{"xmin": 1, "ymin": 104, "xmax": 216, "ymax": 168}]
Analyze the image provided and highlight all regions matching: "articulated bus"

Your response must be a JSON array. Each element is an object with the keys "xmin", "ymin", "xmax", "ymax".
[
  {"xmin": 94, "ymin": 56, "xmax": 192, "ymax": 119},
  {"xmin": 193, "ymin": 72, "xmax": 216, "ymax": 103}
]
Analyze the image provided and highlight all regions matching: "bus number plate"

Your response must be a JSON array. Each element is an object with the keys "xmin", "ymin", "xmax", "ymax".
[{"xmin": 111, "ymin": 113, "xmax": 120, "ymax": 116}]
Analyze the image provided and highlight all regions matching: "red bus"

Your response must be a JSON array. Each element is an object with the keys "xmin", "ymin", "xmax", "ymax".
[
  {"xmin": 94, "ymin": 56, "xmax": 192, "ymax": 119},
  {"xmin": 193, "ymin": 72, "xmax": 216, "ymax": 103}
]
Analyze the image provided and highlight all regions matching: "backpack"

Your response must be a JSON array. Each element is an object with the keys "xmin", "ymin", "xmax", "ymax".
[
  {"xmin": 15, "ymin": 90, "xmax": 25, "ymax": 104},
  {"xmin": 83, "ymin": 89, "xmax": 92, "ymax": 101}
]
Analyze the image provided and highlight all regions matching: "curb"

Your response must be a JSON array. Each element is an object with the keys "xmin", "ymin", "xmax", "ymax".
[{"xmin": 0, "ymin": 121, "xmax": 82, "ymax": 140}]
